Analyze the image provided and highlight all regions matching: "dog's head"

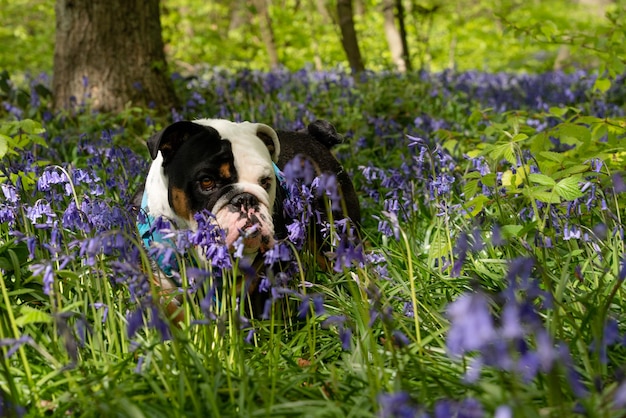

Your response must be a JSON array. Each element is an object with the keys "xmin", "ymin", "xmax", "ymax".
[{"xmin": 144, "ymin": 119, "xmax": 280, "ymax": 256}]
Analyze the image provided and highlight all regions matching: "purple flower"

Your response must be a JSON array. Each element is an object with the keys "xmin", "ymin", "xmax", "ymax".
[
  {"xmin": 434, "ymin": 398, "xmax": 484, "ymax": 418},
  {"xmin": 1, "ymin": 184, "xmax": 19, "ymax": 204},
  {"xmin": 494, "ymin": 406, "xmax": 512, "ymax": 418},
  {"xmin": 339, "ymin": 325, "xmax": 352, "ymax": 350},
  {"xmin": 613, "ymin": 173, "xmax": 626, "ymax": 193},
  {"xmin": 283, "ymin": 155, "xmax": 316, "ymax": 186},
  {"xmin": 25, "ymin": 201, "xmax": 56, "ymax": 226},
  {"xmin": 392, "ymin": 330, "xmax": 410, "ymax": 348},
  {"xmin": 30, "ymin": 262, "xmax": 54, "ymax": 295},
  {"xmin": 0, "ymin": 335, "xmax": 33, "ymax": 358},
  {"xmin": 244, "ymin": 329, "xmax": 255, "ymax": 344},
  {"xmin": 377, "ymin": 392, "xmax": 420, "ymax": 418},
  {"xmin": 614, "ymin": 380, "xmax": 626, "ymax": 408},
  {"xmin": 91, "ymin": 303, "xmax": 109, "ymax": 323},
  {"xmin": 263, "ymin": 242, "xmax": 293, "ymax": 265},
  {"xmin": 446, "ymin": 292, "xmax": 496, "ymax": 356},
  {"xmin": 126, "ymin": 308, "xmax": 144, "ymax": 339}
]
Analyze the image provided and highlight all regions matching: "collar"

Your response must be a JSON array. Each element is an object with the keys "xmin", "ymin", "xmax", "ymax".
[{"xmin": 273, "ymin": 162, "xmax": 286, "ymax": 191}]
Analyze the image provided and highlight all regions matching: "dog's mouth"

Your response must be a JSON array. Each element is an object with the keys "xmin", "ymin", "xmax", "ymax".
[{"xmin": 215, "ymin": 192, "xmax": 275, "ymax": 255}]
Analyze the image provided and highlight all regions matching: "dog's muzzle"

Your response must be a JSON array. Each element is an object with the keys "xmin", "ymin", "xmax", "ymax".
[{"xmin": 216, "ymin": 191, "xmax": 275, "ymax": 255}]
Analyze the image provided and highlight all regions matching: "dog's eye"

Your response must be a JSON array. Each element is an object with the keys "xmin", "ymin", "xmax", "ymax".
[
  {"xmin": 199, "ymin": 177, "xmax": 216, "ymax": 191},
  {"xmin": 260, "ymin": 176, "xmax": 272, "ymax": 190}
]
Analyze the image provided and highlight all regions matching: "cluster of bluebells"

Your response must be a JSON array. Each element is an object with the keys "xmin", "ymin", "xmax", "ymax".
[
  {"xmin": 0, "ymin": 126, "xmax": 174, "ymax": 346},
  {"xmin": 446, "ymin": 257, "xmax": 587, "ymax": 396},
  {"xmin": 280, "ymin": 155, "xmax": 363, "ymax": 272},
  {"xmin": 377, "ymin": 391, "xmax": 510, "ymax": 418},
  {"xmin": 361, "ymin": 133, "xmax": 460, "ymax": 241}
]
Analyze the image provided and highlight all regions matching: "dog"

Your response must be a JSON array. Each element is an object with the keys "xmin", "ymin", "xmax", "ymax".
[{"xmin": 134, "ymin": 119, "xmax": 360, "ymax": 320}]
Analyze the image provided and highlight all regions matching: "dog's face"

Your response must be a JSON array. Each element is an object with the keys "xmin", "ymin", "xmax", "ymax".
[{"xmin": 144, "ymin": 119, "xmax": 280, "ymax": 256}]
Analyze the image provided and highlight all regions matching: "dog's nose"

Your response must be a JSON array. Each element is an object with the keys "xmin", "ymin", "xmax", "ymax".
[{"xmin": 229, "ymin": 192, "xmax": 259, "ymax": 209}]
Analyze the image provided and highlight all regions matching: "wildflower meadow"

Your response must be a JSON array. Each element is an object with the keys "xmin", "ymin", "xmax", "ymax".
[{"xmin": 1, "ymin": 67, "xmax": 626, "ymax": 417}]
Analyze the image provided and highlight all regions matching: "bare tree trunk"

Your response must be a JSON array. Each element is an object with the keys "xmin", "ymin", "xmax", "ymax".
[
  {"xmin": 336, "ymin": 0, "xmax": 365, "ymax": 73},
  {"xmin": 252, "ymin": 0, "xmax": 281, "ymax": 69},
  {"xmin": 53, "ymin": 0, "xmax": 178, "ymax": 113},
  {"xmin": 396, "ymin": 0, "xmax": 411, "ymax": 71},
  {"xmin": 382, "ymin": 0, "xmax": 407, "ymax": 72}
]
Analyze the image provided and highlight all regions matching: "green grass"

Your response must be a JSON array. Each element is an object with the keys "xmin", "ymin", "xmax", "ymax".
[{"xmin": 1, "ymin": 67, "xmax": 626, "ymax": 417}]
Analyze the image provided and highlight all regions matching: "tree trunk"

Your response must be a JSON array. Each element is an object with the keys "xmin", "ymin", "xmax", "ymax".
[
  {"xmin": 336, "ymin": 0, "xmax": 365, "ymax": 73},
  {"xmin": 396, "ymin": 0, "xmax": 411, "ymax": 71},
  {"xmin": 252, "ymin": 0, "xmax": 281, "ymax": 69},
  {"xmin": 53, "ymin": 0, "xmax": 178, "ymax": 113},
  {"xmin": 382, "ymin": 0, "xmax": 407, "ymax": 72}
]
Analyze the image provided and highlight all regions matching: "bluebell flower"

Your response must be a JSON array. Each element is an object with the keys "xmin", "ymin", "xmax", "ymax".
[
  {"xmin": 283, "ymin": 155, "xmax": 316, "ymax": 186},
  {"xmin": 263, "ymin": 242, "xmax": 293, "ymax": 265},
  {"xmin": 315, "ymin": 173, "xmax": 342, "ymax": 212},
  {"xmin": 244, "ymin": 329, "xmax": 255, "ymax": 345},
  {"xmin": 613, "ymin": 173, "xmax": 626, "ymax": 193},
  {"xmin": 613, "ymin": 380, "xmax": 626, "ymax": 409},
  {"xmin": 149, "ymin": 306, "xmax": 171, "ymax": 341},
  {"xmin": 91, "ymin": 302, "xmax": 109, "ymax": 323},
  {"xmin": 494, "ymin": 406, "xmax": 512, "ymax": 418},
  {"xmin": 392, "ymin": 330, "xmax": 410, "ymax": 348},
  {"xmin": 0, "ymin": 204, "xmax": 16, "ymax": 226},
  {"xmin": 30, "ymin": 262, "xmax": 54, "ymax": 295},
  {"xmin": 339, "ymin": 325, "xmax": 352, "ymax": 351},
  {"xmin": 1, "ymin": 184, "xmax": 19, "ymax": 204},
  {"xmin": 0, "ymin": 335, "xmax": 33, "ymax": 358},
  {"xmin": 434, "ymin": 398, "xmax": 484, "ymax": 418},
  {"xmin": 126, "ymin": 308, "xmax": 144, "ymax": 339},
  {"xmin": 25, "ymin": 200, "xmax": 56, "ymax": 226},
  {"xmin": 446, "ymin": 292, "xmax": 496, "ymax": 356},
  {"xmin": 451, "ymin": 232, "xmax": 468, "ymax": 277},
  {"xmin": 377, "ymin": 391, "xmax": 420, "ymax": 418}
]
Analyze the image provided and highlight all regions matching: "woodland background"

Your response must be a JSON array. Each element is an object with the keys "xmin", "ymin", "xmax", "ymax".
[
  {"xmin": 0, "ymin": 0, "xmax": 617, "ymax": 79},
  {"xmin": 2, "ymin": 1, "xmax": 626, "ymax": 417}
]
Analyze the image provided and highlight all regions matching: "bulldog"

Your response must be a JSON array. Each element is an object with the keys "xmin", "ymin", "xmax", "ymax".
[{"xmin": 135, "ymin": 118, "xmax": 360, "ymax": 319}]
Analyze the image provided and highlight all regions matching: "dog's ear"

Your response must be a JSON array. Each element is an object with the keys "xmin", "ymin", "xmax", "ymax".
[
  {"xmin": 307, "ymin": 120, "xmax": 343, "ymax": 149},
  {"xmin": 147, "ymin": 121, "xmax": 212, "ymax": 163},
  {"xmin": 255, "ymin": 124, "xmax": 281, "ymax": 163}
]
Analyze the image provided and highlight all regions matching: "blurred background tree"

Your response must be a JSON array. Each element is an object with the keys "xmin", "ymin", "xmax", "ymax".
[{"xmin": 0, "ymin": 0, "xmax": 623, "ymax": 105}]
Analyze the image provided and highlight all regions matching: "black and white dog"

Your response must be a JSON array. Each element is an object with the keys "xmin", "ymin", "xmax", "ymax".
[{"xmin": 135, "ymin": 119, "xmax": 360, "ymax": 319}]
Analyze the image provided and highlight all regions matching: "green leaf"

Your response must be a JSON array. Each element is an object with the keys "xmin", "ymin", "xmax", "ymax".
[
  {"xmin": 558, "ymin": 123, "xmax": 591, "ymax": 143},
  {"xmin": 463, "ymin": 179, "xmax": 480, "ymax": 198},
  {"xmin": 0, "ymin": 134, "xmax": 9, "ymax": 158},
  {"xmin": 528, "ymin": 173, "xmax": 556, "ymax": 187},
  {"xmin": 538, "ymin": 151, "xmax": 565, "ymax": 163},
  {"xmin": 532, "ymin": 190, "xmax": 561, "ymax": 204},
  {"xmin": 554, "ymin": 164, "xmax": 590, "ymax": 179},
  {"xmin": 502, "ymin": 144, "xmax": 517, "ymax": 165},
  {"xmin": 500, "ymin": 224, "xmax": 523, "ymax": 239},
  {"xmin": 464, "ymin": 195, "xmax": 489, "ymax": 217},
  {"xmin": 549, "ymin": 107, "xmax": 568, "ymax": 118},
  {"xmin": 593, "ymin": 77, "xmax": 611, "ymax": 93},
  {"xmin": 554, "ymin": 176, "xmax": 584, "ymax": 200},
  {"xmin": 15, "ymin": 305, "xmax": 52, "ymax": 327},
  {"xmin": 481, "ymin": 173, "xmax": 497, "ymax": 187}
]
